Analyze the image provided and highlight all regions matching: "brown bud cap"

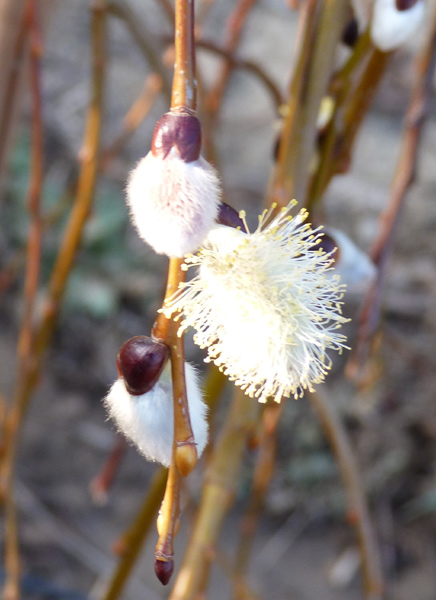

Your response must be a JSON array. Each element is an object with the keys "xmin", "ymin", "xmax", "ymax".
[
  {"xmin": 151, "ymin": 112, "xmax": 201, "ymax": 163},
  {"xmin": 341, "ymin": 19, "xmax": 359, "ymax": 47},
  {"xmin": 318, "ymin": 232, "xmax": 340, "ymax": 263},
  {"xmin": 117, "ymin": 336, "xmax": 169, "ymax": 396},
  {"xmin": 217, "ymin": 201, "xmax": 246, "ymax": 230},
  {"xmin": 395, "ymin": 0, "xmax": 419, "ymax": 10},
  {"xmin": 154, "ymin": 557, "xmax": 174, "ymax": 585}
]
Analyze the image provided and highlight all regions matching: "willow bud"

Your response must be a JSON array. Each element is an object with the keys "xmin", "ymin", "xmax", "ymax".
[
  {"xmin": 104, "ymin": 362, "xmax": 208, "ymax": 467},
  {"xmin": 126, "ymin": 111, "xmax": 221, "ymax": 258},
  {"xmin": 116, "ymin": 336, "xmax": 169, "ymax": 396}
]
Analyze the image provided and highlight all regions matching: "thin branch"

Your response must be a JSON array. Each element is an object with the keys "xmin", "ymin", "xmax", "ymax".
[
  {"xmin": 195, "ymin": 40, "xmax": 283, "ymax": 109},
  {"xmin": 90, "ymin": 435, "xmax": 126, "ymax": 505},
  {"xmin": 0, "ymin": 0, "xmax": 27, "ymax": 194},
  {"xmin": 309, "ymin": 390, "xmax": 384, "ymax": 600},
  {"xmin": 205, "ymin": 0, "xmax": 258, "ymax": 117},
  {"xmin": 100, "ymin": 73, "xmax": 163, "ymax": 170},
  {"xmin": 270, "ymin": 0, "xmax": 349, "ymax": 208},
  {"xmin": 107, "ymin": 1, "xmax": 172, "ymax": 104},
  {"xmin": 346, "ymin": 24, "xmax": 436, "ymax": 379},
  {"xmin": 233, "ymin": 402, "xmax": 283, "ymax": 593},
  {"xmin": 3, "ymin": 2, "xmax": 43, "ymax": 596},
  {"xmin": 0, "ymin": 0, "xmax": 107, "ymax": 503},
  {"xmin": 169, "ymin": 390, "xmax": 260, "ymax": 599},
  {"xmin": 99, "ymin": 468, "xmax": 168, "ymax": 600}
]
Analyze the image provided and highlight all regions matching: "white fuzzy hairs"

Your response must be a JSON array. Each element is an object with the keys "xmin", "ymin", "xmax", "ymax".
[
  {"xmin": 104, "ymin": 362, "xmax": 208, "ymax": 467},
  {"xmin": 126, "ymin": 148, "xmax": 221, "ymax": 258}
]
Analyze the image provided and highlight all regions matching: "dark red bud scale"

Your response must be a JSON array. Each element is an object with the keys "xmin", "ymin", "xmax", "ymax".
[
  {"xmin": 216, "ymin": 201, "xmax": 246, "ymax": 230},
  {"xmin": 154, "ymin": 557, "xmax": 174, "ymax": 585},
  {"xmin": 117, "ymin": 336, "xmax": 169, "ymax": 396},
  {"xmin": 151, "ymin": 112, "xmax": 202, "ymax": 163},
  {"xmin": 318, "ymin": 232, "xmax": 340, "ymax": 263},
  {"xmin": 341, "ymin": 19, "xmax": 359, "ymax": 48},
  {"xmin": 395, "ymin": 0, "xmax": 419, "ymax": 10}
]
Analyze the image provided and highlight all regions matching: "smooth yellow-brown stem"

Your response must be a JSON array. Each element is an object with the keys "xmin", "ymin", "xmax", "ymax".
[
  {"xmin": 169, "ymin": 390, "xmax": 259, "ymax": 600},
  {"xmin": 270, "ymin": 0, "xmax": 349, "ymax": 208},
  {"xmin": 171, "ymin": 0, "xmax": 196, "ymax": 111},
  {"xmin": 100, "ymin": 468, "xmax": 168, "ymax": 600}
]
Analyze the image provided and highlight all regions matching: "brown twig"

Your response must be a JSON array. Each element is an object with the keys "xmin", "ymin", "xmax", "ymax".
[
  {"xmin": 195, "ymin": 39, "xmax": 283, "ymax": 109},
  {"xmin": 107, "ymin": 1, "xmax": 172, "ymax": 103},
  {"xmin": 2, "ymin": 3, "xmax": 43, "ymax": 596},
  {"xmin": 0, "ymin": 0, "xmax": 107, "ymax": 503},
  {"xmin": 270, "ymin": 0, "xmax": 349, "ymax": 208},
  {"xmin": 100, "ymin": 468, "xmax": 168, "ymax": 600},
  {"xmin": 233, "ymin": 402, "xmax": 284, "ymax": 595},
  {"xmin": 169, "ymin": 389, "xmax": 260, "ymax": 599},
  {"xmin": 346, "ymin": 24, "xmax": 436, "ymax": 379},
  {"xmin": 309, "ymin": 390, "xmax": 384, "ymax": 600},
  {"xmin": 151, "ymin": 0, "xmax": 198, "ymax": 582},
  {"xmin": 0, "ymin": 0, "xmax": 27, "ymax": 195},
  {"xmin": 205, "ymin": 0, "xmax": 258, "ymax": 117},
  {"xmin": 100, "ymin": 73, "xmax": 163, "ymax": 170},
  {"xmin": 90, "ymin": 435, "xmax": 126, "ymax": 505}
]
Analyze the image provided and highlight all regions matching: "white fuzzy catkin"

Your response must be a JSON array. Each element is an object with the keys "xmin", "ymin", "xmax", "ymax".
[
  {"xmin": 370, "ymin": 0, "xmax": 425, "ymax": 51},
  {"xmin": 126, "ymin": 147, "xmax": 221, "ymax": 258},
  {"xmin": 104, "ymin": 362, "xmax": 208, "ymax": 466},
  {"xmin": 164, "ymin": 204, "xmax": 349, "ymax": 403}
]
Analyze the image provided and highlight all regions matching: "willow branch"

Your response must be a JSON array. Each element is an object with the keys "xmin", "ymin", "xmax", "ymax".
[
  {"xmin": 107, "ymin": 1, "xmax": 172, "ymax": 104},
  {"xmin": 347, "ymin": 25, "xmax": 436, "ymax": 379},
  {"xmin": 169, "ymin": 390, "xmax": 260, "ymax": 600},
  {"xmin": 0, "ymin": 0, "xmax": 27, "ymax": 194},
  {"xmin": 0, "ymin": 0, "xmax": 107, "ymax": 502},
  {"xmin": 233, "ymin": 402, "xmax": 283, "ymax": 593},
  {"xmin": 309, "ymin": 390, "xmax": 384, "ymax": 600},
  {"xmin": 195, "ymin": 40, "xmax": 283, "ymax": 109},
  {"xmin": 205, "ymin": 0, "xmax": 258, "ymax": 116},
  {"xmin": 270, "ymin": 0, "xmax": 349, "ymax": 208},
  {"xmin": 99, "ymin": 468, "xmax": 167, "ymax": 600}
]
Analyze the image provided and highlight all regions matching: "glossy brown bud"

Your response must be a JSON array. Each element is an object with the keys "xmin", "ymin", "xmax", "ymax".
[
  {"xmin": 395, "ymin": 0, "xmax": 419, "ymax": 11},
  {"xmin": 318, "ymin": 232, "xmax": 340, "ymax": 263},
  {"xmin": 151, "ymin": 112, "xmax": 201, "ymax": 163},
  {"xmin": 342, "ymin": 19, "xmax": 359, "ymax": 47},
  {"xmin": 154, "ymin": 557, "xmax": 174, "ymax": 585},
  {"xmin": 116, "ymin": 336, "xmax": 169, "ymax": 396},
  {"xmin": 216, "ymin": 201, "xmax": 246, "ymax": 230}
]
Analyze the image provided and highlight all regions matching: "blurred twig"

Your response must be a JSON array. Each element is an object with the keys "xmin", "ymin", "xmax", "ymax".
[
  {"xmin": 0, "ymin": 0, "xmax": 27, "ymax": 194},
  {"xmin": 270, "ymin": 0, "xmax": 349, "ymax": 208},
  {"xmin": 205, "ymin": 0, "xmax": 258, "ymax": 117},
  {"xmin": 233, "ymin": 402, "xmax": 283, "ymax": 597},
  {"xmin": 169, "ymin": 390, "xmax": 260, "ymax": 599},
  {"xmin": 0, "ymin": 0, "xmax": 107, "ymax": 517},
  {"xmin": 309, "ymin": 390, "xmax": 384, "ymax": 600},
  {"xmin": 100, "ymin": 468, "xmax": 168, "ymax": 600},
  {"xmin": 196, "ymin": 40, "xmax": 283, "ymax": 109},
  {"xmin": 3, "ymin": 2, "xmax": 43, "ymax": 596},
  {"xmin": 347, "ymin": 22, "xmax": 436, "ymax": 379},
  {"xmin": 100, "ymin": 73, "xmax": 163, "ymax": 171},
  {"xmin": 107, "ymin": 1, "xmax": 172, "ymax": 103}
]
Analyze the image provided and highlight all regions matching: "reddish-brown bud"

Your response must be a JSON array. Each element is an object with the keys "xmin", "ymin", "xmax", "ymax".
[
  {"xmin": 154, "ymin": 557, "xmax": 174, "ymax": 585},
  {"xmin": 341, "ymin": 19, "xmax": 359, "ymax": 47},
  {"xmin": 216, "ymin": 201, "xmax": 246, "ymax": 230},
  {"xmin": 117, "ymin": 336, "xmax": 169, "ymax": 396},
  {"xmin": 395, "ymin": 0, "xmax": 419, "ymax": 10},
  {"xmin": 318, "ymin": 232, "xmax": 340, "ymax": 263},
  {"xmin": 151, "ymin": 112, "xmax": 201, "ymax": 162}
]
